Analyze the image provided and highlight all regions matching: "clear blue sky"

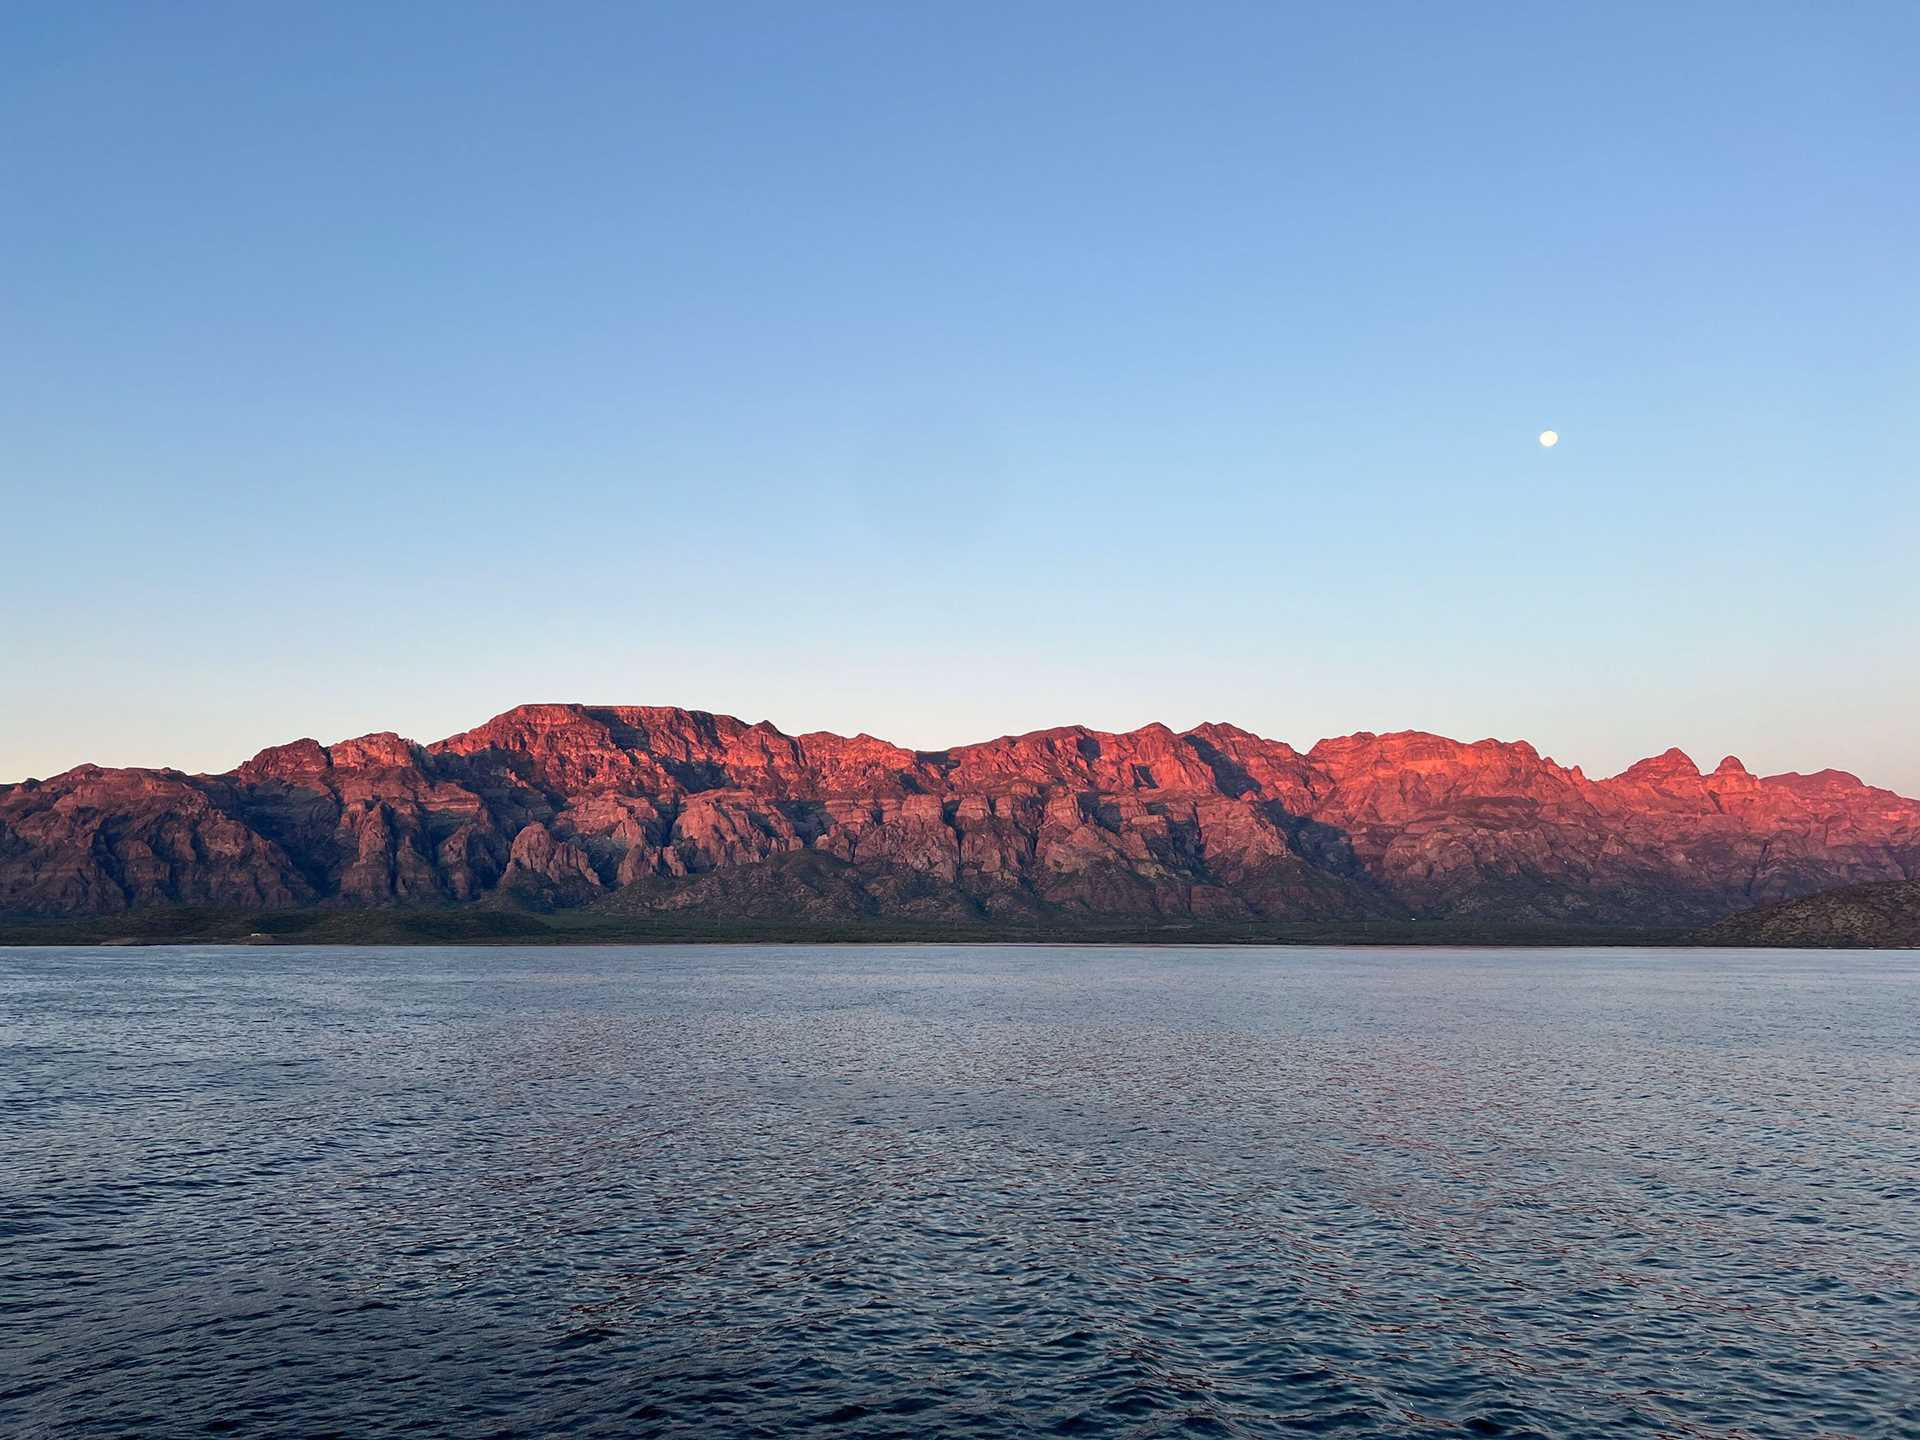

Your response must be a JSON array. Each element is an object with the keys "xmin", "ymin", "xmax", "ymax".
[{"xmin": 4, "ymin": 2, "xmax": 1915, "ymax": 792}]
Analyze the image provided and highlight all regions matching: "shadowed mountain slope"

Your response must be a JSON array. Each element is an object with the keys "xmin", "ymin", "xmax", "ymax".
[{"xmin": 1703, "ymin": 879, "xmax": 1920, "ymax": 948}]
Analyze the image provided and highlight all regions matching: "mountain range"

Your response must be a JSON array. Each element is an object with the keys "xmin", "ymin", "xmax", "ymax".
[{"xmin": 4, "ymin": 704, "xmax": 1916, "ymax": 933}]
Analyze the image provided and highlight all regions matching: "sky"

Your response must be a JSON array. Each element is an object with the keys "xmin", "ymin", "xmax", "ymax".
[{"xmin": 3, "ymin": 2, "xmax": 1916, "ymax": 792}]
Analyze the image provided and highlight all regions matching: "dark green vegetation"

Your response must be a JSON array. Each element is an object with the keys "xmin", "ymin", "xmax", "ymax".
[
  {"xmin": 1700, "ymin": 878, "xmax": 1920, "ymax": 949},
  {"xmin": 0, "ymin": 902, "xmax": 1691, "ymax": 948},
  {"xmin": 18, "ymin": 877, "xmax": 1920, "ymax": 950},
  {"xmin": 7, "ymin": 845, "xmax": 1912, "ymax": 949}
]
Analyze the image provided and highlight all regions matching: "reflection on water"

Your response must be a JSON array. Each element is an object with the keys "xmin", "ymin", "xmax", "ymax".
[{"xmin": 1, "ymin": 945, "xmax": 1914, "ymax": 1438}]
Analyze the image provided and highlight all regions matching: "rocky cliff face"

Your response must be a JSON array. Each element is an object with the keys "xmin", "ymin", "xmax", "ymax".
[{"xmin": 3, "ymin": 704, "xmax": 1916, "ymax": 925}]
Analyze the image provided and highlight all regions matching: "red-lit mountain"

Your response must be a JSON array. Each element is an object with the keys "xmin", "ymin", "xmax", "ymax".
[{"xmin": 2, "ymin": 704, "xmax": 1915, "ymax": 926}]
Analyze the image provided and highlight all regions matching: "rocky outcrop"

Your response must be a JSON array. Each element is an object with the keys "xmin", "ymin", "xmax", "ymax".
[
  {"xmin": 2, "ymin": 704, "xmax": 1916, "ymax": 925},
  {"xmin": 0, "ymin": 766, "xmax": 309, "ymax": 914},
  {"xmin": 500, "ymin": 822, "xmax": 603, "ymax": 907}
]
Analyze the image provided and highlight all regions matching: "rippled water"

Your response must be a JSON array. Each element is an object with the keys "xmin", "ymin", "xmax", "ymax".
[{"xmin": 2, "ymin": 946, "xmax": 1915, "ymax": 1438}]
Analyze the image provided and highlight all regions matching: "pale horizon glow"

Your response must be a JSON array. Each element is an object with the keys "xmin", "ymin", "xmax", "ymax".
[{"xmin": 2, "ymin": 4, "xmax": 1915, "ymax": 796}]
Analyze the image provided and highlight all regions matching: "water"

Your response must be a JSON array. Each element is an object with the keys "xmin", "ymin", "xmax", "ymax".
[{"xmin": 2, "ymin": 946, "xmax": 1915, "ymax": 1439}]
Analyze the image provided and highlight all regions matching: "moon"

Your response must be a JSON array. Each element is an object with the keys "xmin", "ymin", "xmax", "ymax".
[{"xmin": 1538, "ymin": 429, "xmax": 1560, "ymax": 448}]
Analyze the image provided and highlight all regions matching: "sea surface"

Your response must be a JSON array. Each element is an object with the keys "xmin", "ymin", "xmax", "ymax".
[{"xmin": 1, "ymin": 945, "xmax": 1914, "ymax": 1439}]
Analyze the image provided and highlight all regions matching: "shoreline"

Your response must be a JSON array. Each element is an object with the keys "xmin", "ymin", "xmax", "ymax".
[{"xmin": 0, "ymin": 906, "xmax": 1731, "ymax": 949}]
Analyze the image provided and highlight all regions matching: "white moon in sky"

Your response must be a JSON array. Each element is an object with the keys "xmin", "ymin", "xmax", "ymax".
[{"xmin": 1538, "ymin": 430, "xmax": 1560, "ymax": 448}]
